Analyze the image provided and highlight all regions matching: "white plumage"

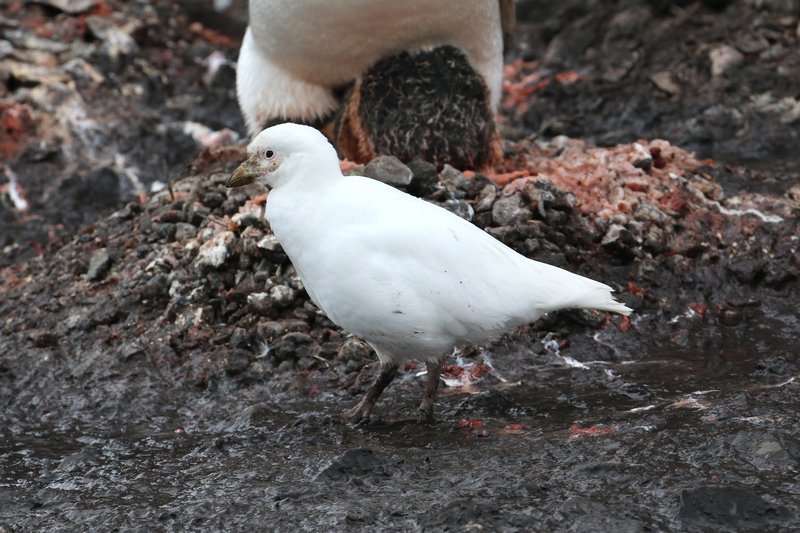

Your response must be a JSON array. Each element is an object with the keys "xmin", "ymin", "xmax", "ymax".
[
  {"xmin": 227, "ymin": 123, "xmax": 631, "ymax": 423},
  {"xmin": 237, "ymin": 0, "xmax": 506, "ymax": 135}
]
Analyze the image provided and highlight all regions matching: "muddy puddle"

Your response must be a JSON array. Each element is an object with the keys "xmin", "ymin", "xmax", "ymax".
[{"xmin": 3, "ymin": 300, "xmax": 797, "ymax": 530}]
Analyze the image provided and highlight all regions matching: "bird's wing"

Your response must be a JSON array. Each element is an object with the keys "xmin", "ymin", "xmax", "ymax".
[{"xmin": 292, "ymin": 177, "xmax": 623, "ymax": 347}]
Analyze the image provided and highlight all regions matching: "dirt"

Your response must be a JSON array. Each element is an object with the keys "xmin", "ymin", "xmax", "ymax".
[{"xmin": 1, "ymin": 0, "xmax": 799, "ymax": 531}]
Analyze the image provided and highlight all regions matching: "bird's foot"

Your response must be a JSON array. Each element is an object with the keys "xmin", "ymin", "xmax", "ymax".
[{"xmin": 333, "ymin": 403, "xmax": 374, "ymax": 425}]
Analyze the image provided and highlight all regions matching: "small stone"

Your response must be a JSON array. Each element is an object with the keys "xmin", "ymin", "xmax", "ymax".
[
  {"xmin": 336, "ymin": 337, "xmax": 373, "ymax": 362},
  {"xmin": 189, "ymin": 204, "xmax": 211, "ymax": 226},
  {"xmin": 247, "ymin": 292, "xmax": 271, "ymax": 315},
  {"xmin": 257, "ymin": 234, "xmax": 281, "ymax": 251},
  {"xmin": 269, "ymin": 284, "xmax": 295, "ymax": 308},
  {"xmin": 174, "ymin": 222, "xmax": 197, "ymax": 241},
  {"xmin": 86, "ymin": 248, "xmax": 113, "ymax": 281},
  {"xmin": 439, "ymin": 164, "xmax": 468, "ymax": 192},
  {"xmin": 492, "ymin": 193, "xmax": 531, "ymax": 226},
  {"xmin": 229, "ymin": 327, "xmax": 251, "ymax": 350},
  {"xmin": 634, "ymin": 203, "xmax": 671, "ymax": 225},
  {"xmin": 475, "ymin": 184, "xmax": 497, "ymax": 212},
  {"xmin": 643, "ymin": 225, "xmax": 667, "ymax": 252},
  {"xmin": 363, "ymin": 155, "xmax": 413, "ymax": 187},
  {"xmin": 632, "ymin": 142, "xmax": 654, "ymax": 170},
  {"xmin": 152, "ymin": 222, "xmax": 176, "ymax": 241},
  {"xmin": 443, "ymin": 200, "xmax": 474, "ymax": 221},
  {"xmin": 650, "ymin": 70, "xmax": 680, "ymax": 95},
  {"xmin": 232, "ymin": 211, "xmax": 261, "ymax": 228},
  {"xmin": 203, "ymin": 192, "xmax": 225, "ymax": 209},
  {"xmin": 142, "ymin": 273, "xmax": 169, "ymax": 299},
  {"xmin": 406, "ymin": 157, "xmax": 438, "ymax": 196},
  {"xmin": 709, "ymin": 45, "xmax": 744, "ymax": 77},
  {"xmin": 195, "ymin": 231, "xmax": 235, "ymax": 270},
  {"xmin": 602, "ymin": 224, "xmax": 636, "ymax": 247}
]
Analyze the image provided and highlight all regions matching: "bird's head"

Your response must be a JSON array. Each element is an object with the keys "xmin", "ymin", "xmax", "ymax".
[{"xmin": 226, "ymin": 123, "xmax": 339, "ymax": 189}]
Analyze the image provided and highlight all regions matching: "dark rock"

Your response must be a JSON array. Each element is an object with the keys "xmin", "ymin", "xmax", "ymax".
[
  {"xmin": 142, "ymin": 272, "xmax": 169, "ymax": 300},
  {"xmin": 229, "ymin": 327, "xmax": 251, "ymax": 350},
  {"xmin": 601, "ymin": 224, "xmax": 639, "ymax": 261},
  {"xmin": 336, "ymin": 337, "xmax": 373, "ymax": 362},
  {"xmin": 363, "ymin": 156, "xmax": 413, "ymax": 187},
  {"xmin": 189, "ymin": 204, "xmax": 211, "ymax": 226},
  {"xmin": 439, "ymin": 164, "xmax": 468, "ymax": 192},
  {"xmin": 406, "ymin": 157, "xmax": 438, "ymax": 197},
  {"xmin": 152, "ymin": 222, "xmax": 176, "ymax": 241},
  {"xmin": 492, "ymin": 193, "xmax": 532, "ymax": 225},
  {"xmin": 203, "ymin": 192, "xmax": 225, "ymax": 209},
  {"xmin": 174, "ymin": 222, "xmax": 197, "ymax": 240},
  {"xmin": 443, "ymin": 199, "xmax": 474, "ymax": 221},
  {"xmin": 247, "ymin": 292, "xmax": 271, "ymax": 315}
]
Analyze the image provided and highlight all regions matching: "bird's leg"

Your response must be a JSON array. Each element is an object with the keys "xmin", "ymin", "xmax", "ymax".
[
  {"xmin": 417, "ymin": 356, "xmax": 445, "ymax": 422},
  {"xmin": 340, "ymin": 361, "xmax": 398, "ymax": 423}
]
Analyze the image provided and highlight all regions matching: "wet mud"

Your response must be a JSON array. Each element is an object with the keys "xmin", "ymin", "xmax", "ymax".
[{"xmin": 1, "ymin": 0, "xmax": 799, "ymax": 531}]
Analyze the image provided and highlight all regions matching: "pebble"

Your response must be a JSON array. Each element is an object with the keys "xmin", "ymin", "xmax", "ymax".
[
  {"xmin": 247, "ymin": 292, "xmax": 271, "ymax": 315},
  {"xmin": 492, "ymin": 193, "xmax": 532, "ymax": 225},
  {"xmin": 406, "ymin": 157, "xmax": 438, "ymax": 196},
  {"xmin": 232, "ymin": 211, "xmax": 261, "ymax": 228},
  {"xmin": 174, "ymin": 223, "xmax": 197, "ymax": 241},
  {"xmin": 474, "ymin": 184, "xmax": 497, "ymax": 212},
  {"xmin": 256, "ymin": 234, "xmax": 281, "ymax": 251},
  {"xmin": 86, "ymin": 248, "xmax": 113, "ymax": 281},
  {"xmin": 649, "ymin": 70, "xmax": 680, "ymax": 95},
  {"xmin": 202, "ymin": 192, "xmax": 225, "ymax": 209},
  {"xmin": 195, "ymin": 231, "xmax": 235, "ymax": 270},
  {"xmin": 439, "ymin": 164, "xmax": 468, "ymax": 192},
  {"xmin": 601, "ymin": 224, "xmax": 640, "ymax": 257},
  {"xmin": 709, "ymin": 45, "xmax": 744, "ymax": 77},
  {"xmin": 363, "ymin": 155, "xmax": 413, "ymax": 187},
  {"xmin": 336, "ymin": 337, "xmax": 372, "ymax": 362},
  {"xmin": 634, "ymin": 203, "xmax": 671, "ymax": 225},
  {"xmin": 229, "ymin": 327, "xmax": 251, "ymax": 350},
  {"xmin": 268, "ymin": 284, "xmax": 295, "ymax": 308}
]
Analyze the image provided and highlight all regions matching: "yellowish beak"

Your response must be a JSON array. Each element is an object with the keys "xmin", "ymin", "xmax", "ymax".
[{"xmin": 227, "ymin": 159, "xmax": 260, "ymax": 188}]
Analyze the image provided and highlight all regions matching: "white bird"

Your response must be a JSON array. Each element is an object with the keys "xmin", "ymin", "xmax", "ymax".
[
  {"xmin": 236, "ymin": 0, "xmax": 512, "ymax": 136},
  {"xmin": 227, "ymin": 123, "xmax": 631, "ymax": 423}
]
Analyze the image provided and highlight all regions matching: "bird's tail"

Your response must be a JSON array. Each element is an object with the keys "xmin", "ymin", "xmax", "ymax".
[
  {"xmin": 564, "ymin": 284, "xmax": 631, "ymax": 316},
  {"xmin": 532, "ymin": 262, "xmax": 631, "ymax": 316}
]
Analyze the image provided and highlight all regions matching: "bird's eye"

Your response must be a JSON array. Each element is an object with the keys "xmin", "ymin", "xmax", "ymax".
[{"xmin": 265, "ymin": 149, "xmax": 275, "ymax": 159}]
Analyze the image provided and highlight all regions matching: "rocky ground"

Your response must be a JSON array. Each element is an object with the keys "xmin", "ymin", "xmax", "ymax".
[{"xmin": 1, "ymin": 0, "xmax": 799, "ymax": 531}]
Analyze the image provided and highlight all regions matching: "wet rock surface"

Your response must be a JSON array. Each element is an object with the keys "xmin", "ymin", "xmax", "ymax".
[{"xmin": 1, "ymin": 0, "xmax": 799, "ymax": 531}]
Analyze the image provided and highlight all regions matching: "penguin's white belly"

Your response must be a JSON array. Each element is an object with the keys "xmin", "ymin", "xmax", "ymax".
[{"xmin": 248, "ymin": 0, "xmax": 503, "ymax": 90}]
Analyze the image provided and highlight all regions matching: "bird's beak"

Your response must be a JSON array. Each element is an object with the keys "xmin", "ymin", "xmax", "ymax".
[{"xmin": 227, "ymin": 158, "xmax": 260, "ymax": 188}]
